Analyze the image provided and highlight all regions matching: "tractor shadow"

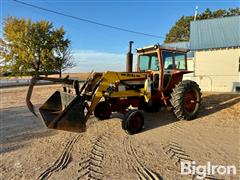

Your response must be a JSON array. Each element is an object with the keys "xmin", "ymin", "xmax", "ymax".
[
  {"xmin": 198, "ymin": 93, "xmax": 240, "ymax": 118},
  {"xmin": 128, "ymin": 93, "xmax": 240, "ymax": 133},
  {"xmin": 141, "ymin": 109, "xmax": 177, "ymax": 132},
  {"xmin": 112, "ymin": 109, "xmax": 177, "ymax": 133}
]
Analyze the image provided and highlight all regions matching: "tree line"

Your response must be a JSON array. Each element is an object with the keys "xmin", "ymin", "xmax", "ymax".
[{"xmin": 164, "ymin": 8, "xmax": 240, "ymax": 43}]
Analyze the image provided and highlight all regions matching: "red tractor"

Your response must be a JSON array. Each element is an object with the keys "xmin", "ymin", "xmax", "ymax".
[
  {"xmin": 27, "ymin": 42, "xmax": 201, "ymax": 134},
  {"xmin": 135, "ymin": 43, "xmax": 201, "ymax": 119}
]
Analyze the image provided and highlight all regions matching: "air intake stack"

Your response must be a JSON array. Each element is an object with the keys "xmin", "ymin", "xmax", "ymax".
[{"xmin": 126, "ymin": 41, "xmax": 134, "ymax": 72}]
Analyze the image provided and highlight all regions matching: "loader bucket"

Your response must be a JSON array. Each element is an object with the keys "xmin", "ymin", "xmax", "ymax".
[{"xmin": 39, "ymin": 91, "xmax": 87, "ymax": 133}]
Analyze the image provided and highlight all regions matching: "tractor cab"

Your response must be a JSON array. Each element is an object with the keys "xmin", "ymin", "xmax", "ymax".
[{"xmin": 136, "ymin": 45, "xmax": 191, "ymax": 92}]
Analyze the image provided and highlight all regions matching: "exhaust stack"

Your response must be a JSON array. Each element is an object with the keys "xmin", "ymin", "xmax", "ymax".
[{"xmin": 126, "ymin": 41, "xmax": 134, "ymax": 72}]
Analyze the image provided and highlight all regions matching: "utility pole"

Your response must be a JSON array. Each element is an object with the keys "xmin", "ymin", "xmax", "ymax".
[{"xmin": 194, "ymin": 6, "xmax": 198, "ymax": 21}]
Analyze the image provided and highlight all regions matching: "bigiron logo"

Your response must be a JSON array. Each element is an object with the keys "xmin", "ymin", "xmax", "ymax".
[{"xmin": 180, "ymin": 160, "xmax": 237, "ymax": 179}]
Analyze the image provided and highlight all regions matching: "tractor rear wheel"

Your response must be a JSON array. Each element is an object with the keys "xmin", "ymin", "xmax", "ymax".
[
  {"xmin": 170, "ymin": 80, "xmax": 201, "ymax": 120},
  {"xmin": 122, "ymin": 110, "xmax": 144, "ymax": 134},
  {"xmin": 94, "ymin": 101, "xmax": 111, "ymax": 120}
]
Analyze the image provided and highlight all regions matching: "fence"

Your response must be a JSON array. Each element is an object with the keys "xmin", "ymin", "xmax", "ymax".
[{"xmin": 0, "ymin": 77, "xmax": 53, "ymax": 88}]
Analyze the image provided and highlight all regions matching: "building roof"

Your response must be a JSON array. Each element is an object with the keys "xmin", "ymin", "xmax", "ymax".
[
  {"xmin": 190, "ymin": 16, "xmax": 240, "ymax": 50},
  {"xmin": 163, "ymin": 42, "xmax": 194, "ymax": 58}
]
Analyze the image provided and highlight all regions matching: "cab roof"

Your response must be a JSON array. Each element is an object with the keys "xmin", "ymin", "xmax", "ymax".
[{"xmin": 136, "ymin": 44, "xmax": 189, "ymax": 53}]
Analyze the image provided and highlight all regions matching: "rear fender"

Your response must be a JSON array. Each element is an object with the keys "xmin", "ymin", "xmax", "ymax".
[{"xmin": 165, "ymin": 70, "xmax": 192, "ymax": 91}]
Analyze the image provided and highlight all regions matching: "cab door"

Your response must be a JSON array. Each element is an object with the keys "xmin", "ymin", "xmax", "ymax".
[{"xmin": 162, "ymin": 50, "xmax": 174, "ymax": 89}]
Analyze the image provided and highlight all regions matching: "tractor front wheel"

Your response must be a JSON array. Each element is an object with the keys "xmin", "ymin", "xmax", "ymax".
[
  {"xmin": 170, "ymin": 80, "xmax": 201, "ymax": 120},
  {"xmin": 122, "ymin": 110, "xmax": 144, "ymax": 134},
  {"xmin": 94, "ymin": 101, "xmax": 112, "ymax": 120}
]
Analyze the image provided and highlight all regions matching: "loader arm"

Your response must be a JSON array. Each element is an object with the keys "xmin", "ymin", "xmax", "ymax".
[{"xmin": 26, "ymin": 71, "xmax": 149, "ymax": 133}]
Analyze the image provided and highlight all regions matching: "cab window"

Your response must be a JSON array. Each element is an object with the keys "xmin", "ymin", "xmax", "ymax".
[
  {"xmin": 139, "ymin": 53, "xmax": 159, "ymax": 71},
  {"xmin": 139, "ymin": 55, "xmax": 149, "ymax": 71},
  {"xmin": 174, "ymin": 53, "xmax": 186, "ymax": 70},
  {"xmin": 162, "ymin": 51, "xmax": 174, "ymax": 69}
]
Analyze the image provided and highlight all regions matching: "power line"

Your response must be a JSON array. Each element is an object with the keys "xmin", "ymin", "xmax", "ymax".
[{"xmin": 13, "ymin": 0, "xmax": 164, "ymax": 39}]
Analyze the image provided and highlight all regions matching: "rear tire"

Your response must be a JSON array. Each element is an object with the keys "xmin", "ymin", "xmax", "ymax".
[
  {"xmin": 94, "ymin": 101, "xmax": 111, "ymax": 120},
  {"xmin": 122, "ymin": 110, "xmax": 144, "ymax": 135},
  {"xmin": 170, "ymin": 80, "xmax": 201, "ymax": 120}
]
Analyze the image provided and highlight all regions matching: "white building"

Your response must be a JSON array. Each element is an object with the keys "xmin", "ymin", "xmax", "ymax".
[
  {"xmin": 165, "ymin": 16, "xmax": 240, "ymax": 92},
  {"xmin": 189, "ymin": 16, "xmax": 240, "ymax": 92}
]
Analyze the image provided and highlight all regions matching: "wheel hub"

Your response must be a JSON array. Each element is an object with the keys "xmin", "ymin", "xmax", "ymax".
[
  {"xmin": 184, "ymin": 89, "xmax": 198, "ymax": 113},
  {"xmin": 129, "ymin": 116, "xmax": 142, "ymax": 132}
]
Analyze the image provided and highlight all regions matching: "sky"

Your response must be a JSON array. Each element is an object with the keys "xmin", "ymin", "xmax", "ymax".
[{"xmin": 1, "ymin": 0, "xmax": 239, "ymax": 72}]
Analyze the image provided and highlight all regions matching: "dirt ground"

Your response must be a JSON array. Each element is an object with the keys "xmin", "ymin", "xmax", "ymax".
[{"xmin": 0, "ymin": 85, "xmax": 239, "ymax": 180}]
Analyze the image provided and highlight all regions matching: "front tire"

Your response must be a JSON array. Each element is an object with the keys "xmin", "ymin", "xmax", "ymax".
[
  {"xmin": 170, "ymin": 80, "xmax": 201, "ymax": 120},
  {"xmin": 122, "ymin": 110, "xmax": 144, "ymax": 134}
]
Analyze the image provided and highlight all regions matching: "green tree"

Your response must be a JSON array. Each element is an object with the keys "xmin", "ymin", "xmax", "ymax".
[
  {"xmin": 164, "ymin": 8, "xmax": 240, "ymax": 43},
  {"xmin": 164, "ymin": 16, "xmax": 194, "ymax": 43},
  {"xmin": 51, "ymin": 27, "xmax": 74, "ymax": 77},
  {"xmin": 199, "ymin": 8, "xmax": 212, "ymax": 19},
  {"xmin": 0, "ymin": 17, "xmax": 74, "ymax": 76}
]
